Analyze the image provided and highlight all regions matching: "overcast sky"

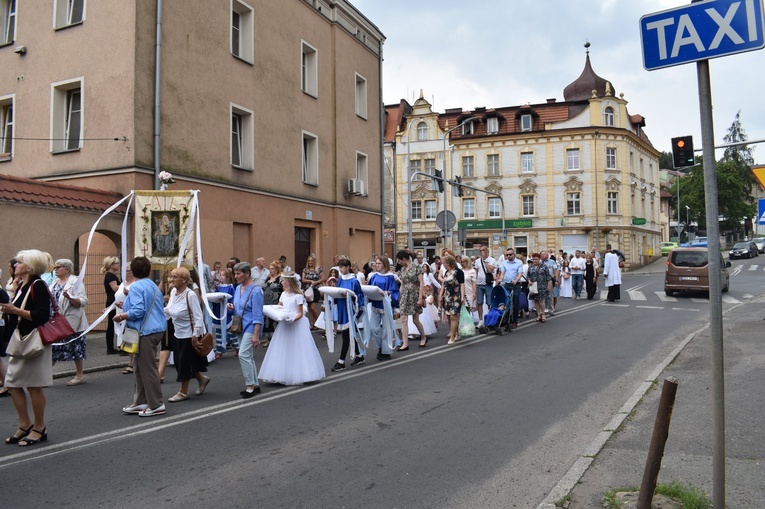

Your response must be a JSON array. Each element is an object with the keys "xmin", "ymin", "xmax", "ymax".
[{"xmin": 351, "ymin": 0, "xmax": 763, "ymax": 163}]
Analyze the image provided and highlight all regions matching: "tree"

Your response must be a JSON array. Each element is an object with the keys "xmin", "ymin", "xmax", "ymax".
[
  {"xmin": 723, "ymin": 110, "xmax": 755, "ymax": 165},
  {"xmin": 659, "ymin": 151, "xmax": 674, "ymax": 170}
]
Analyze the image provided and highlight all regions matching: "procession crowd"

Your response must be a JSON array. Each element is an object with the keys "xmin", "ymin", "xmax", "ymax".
[{"xmin": 0, "ymin": 245, "xmax": 623, "ymax": 447}]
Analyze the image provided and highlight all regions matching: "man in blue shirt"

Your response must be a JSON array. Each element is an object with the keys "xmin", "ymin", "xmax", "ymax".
[{"xmin": 497, "ymin": 248, "xmax": 524, "ymax": 327}]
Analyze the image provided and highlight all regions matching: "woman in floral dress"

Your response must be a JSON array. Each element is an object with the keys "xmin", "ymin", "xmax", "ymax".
[
  {"xmin": 527, "ymin": 252, "xmax": 552, "ymax": 323},
  {"xmin": 396, "ymin": 250, "xmax": 426, "ymax": 350},
  {"xmin": 261, "ymin": 261, "xmax": 283, "ymax": 347},
  {"xmin": 438, "ymin": 255, "xmax": 465, "ymax": 344}
]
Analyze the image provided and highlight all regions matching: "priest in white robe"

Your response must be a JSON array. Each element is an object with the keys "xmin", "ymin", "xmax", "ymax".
[{"xmin": 602, "ymin": 244, "xmax": 622, "ymax": 302}]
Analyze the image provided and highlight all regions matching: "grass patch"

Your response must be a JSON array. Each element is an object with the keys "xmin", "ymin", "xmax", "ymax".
[{"xmin": 602, "ymin": 481, "xmax": 711, "ymax": 508}]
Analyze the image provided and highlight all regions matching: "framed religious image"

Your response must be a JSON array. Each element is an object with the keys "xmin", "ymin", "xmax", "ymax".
[{"xmin": 152, "ymin": 210, "xmax": 180, "ymax": 256}]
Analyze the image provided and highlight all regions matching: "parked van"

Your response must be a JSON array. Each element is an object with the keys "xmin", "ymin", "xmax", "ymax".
[{"xmin": 664, "ymin": 247, "xmax": 730, "ymax": 296}]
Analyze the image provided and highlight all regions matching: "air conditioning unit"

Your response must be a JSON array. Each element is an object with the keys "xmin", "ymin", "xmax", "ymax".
[{"xmin": 348, "ymin": 178, "xmax": 365, "ymax": 196}]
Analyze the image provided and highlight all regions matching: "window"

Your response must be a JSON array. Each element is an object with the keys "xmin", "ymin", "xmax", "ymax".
[
  {"xmin": 462, "ymin": 155, "xmax": 474, "ymax": 177},
  {"xmin": 231, "ymin": 1, "xmax": 254, "ymax": 62},
  {"xmin": 566, "ymin": 148, "xmax": 580, "ymax": 170},
  {"xmin": 1, "ymin": 96, "xmax": 12, "ymax": 157},
  {"xmin": 408, "ymin": 158, "xmax": 421, "ymax": 179},
  {"xmin": 463, "ymin": 198, "xmax": 475, "ymax": 219},
  {"xmin": 417, "ymin": 121, "xmax": 428, "ymax": 141},
  {"xmin": 411, "ymin": 201, "xmax": 422, "ymax": 220},
  {"xmin": 522, "ymin": 195, "xmax": 535, "ymax": 216},
  {"xmin": 462, "ymin": 120, "xmax": 475, "ymax": 135},
  {"xmin": 604, "ymin": 106, "xmax": 614, "ymax": 127},
  {"xmin": 355, "ymin": 73, "xmax": 367, "ymax": 119},
  {"xmin": 488, "ymin": 197, "xmax": 501, "ymax": 218},
  {"xmin": 487, "ymin": 154, "xmax": 500, "ymax": 176},
  {"xmin": 231, "ymin": 104, "xmax": 253, "ymax": 169},
  {"xmin": 54, "ymin": 0, "xmax": 84, "ymax": 29},
  {"xmin": 606, "ymin": 147, "xmax": 616, "ymax": 170},
  {"xmin": 51, "ymin": 79, "xmax": 83, "ymax": 153},
  {"xmin": 302, "ymin": 131, "xmax": 319, "ymax": 185},
  {"xmin": 424, "ymin": 158, "xmax": 436, "ymax": 176},
  {"xmin": 566, "ymin": 192, "xmax": 581, "ymax": 215},
  {"xmin": 520, "ymin": 114, "xmax": 532, "ymax": 132},
  {"xmin": 425, "ymin": 200, "xmax": 436, "ymax": 220},
  {"xmin": 301, "ymin": 41, "xmax": 318, "ymax": 97},
  {"xmin": 2, "ymin": 0, "xmax": 16, "ymax": 44},
  {"xmin": 607, "ymin": 191, "xmax": 618, "ymax": 214},
  {"xmin": 486, "ymin": 117, "xmax": 499, "ymax": 135},
  {"xmin": 356, "ymin": 151, "xmax": 368, "ymax": 195},
  {"xmin": 521, "ymin": 152, "xmax": 534, "ymax": 173}
]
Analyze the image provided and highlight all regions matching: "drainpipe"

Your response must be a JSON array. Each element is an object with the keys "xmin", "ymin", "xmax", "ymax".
[
  {"xmin": 153, "ymin": 0, "xmax": 163, "ymax": 190},
  {"xmin": 378, "ymin": 42, "xmax": 385, "ymax": 253}
]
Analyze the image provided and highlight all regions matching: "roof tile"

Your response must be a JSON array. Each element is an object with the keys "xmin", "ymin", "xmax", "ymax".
[{"xmin": 0, "ymin": 173, "xmax": 125, "ymax": 213}]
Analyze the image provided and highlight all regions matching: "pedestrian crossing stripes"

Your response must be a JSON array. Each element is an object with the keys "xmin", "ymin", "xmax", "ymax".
[
  {"xmin": 595, "ymin": 290, "xmax": 742, "ymax": 306},
  {"xmin": 748, "ymin": 265, "xmax": 759, "ymax": 271}
]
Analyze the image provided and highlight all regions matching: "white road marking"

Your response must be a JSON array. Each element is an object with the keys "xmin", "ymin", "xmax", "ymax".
[
  {"xmin": 722, "ymin": 295, "xmax": 741, "ymax": 304},
  {"xmin": 690, "ymin": 298, "xmax": 709, "ymax": 303},
  {"xmin": 636, "ymin": 305, "xmax": 663, "ymax": 309},
  {"xmin": 748, "ymin": 265, "xmax": 758, "ymax": 271},
  {"xmin": 743, "ymin": 294, "xmax": 754, "ymax": 299},
  {"xmin": 627, "ymin": 290, "xmax": 646, "ymax": 301},
  {"xmin": 604, "ymin": 303, "xmax": 629, "ymax": 307},
  {"xmin": 655, "ymin": 291, "xmax": 678, "ymax": 302},
  {"xmin": 673, "ymin": 308, "xmax": 700, "ymax": 311}
]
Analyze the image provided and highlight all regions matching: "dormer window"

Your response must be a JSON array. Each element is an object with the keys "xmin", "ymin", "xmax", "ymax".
[
  {"xmin": 604, "ymin": 106, "xmax": 614, "ymax": 126},
  {"xmin": 520, "ymin": 114, "xmax": 532, "ymax": 132},
  {"xmin": 486, "ymin": 117, "xmax": 499, "ymax": 135},
  {"xmin": 417, "ymin": 121, "xmax": 428, "ymax": 141},
  {"xmin": 462, "ymin": 121, "xmax": 474, "ymax": 135}
]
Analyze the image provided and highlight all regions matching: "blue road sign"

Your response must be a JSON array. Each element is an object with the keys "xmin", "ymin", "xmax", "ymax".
[
  {"xmin": 641, "ymin": 0, "xmax": 765, "ymax": 70},
  {"xmin": 759, "ymin": 197, "xmax": 765, "ymax": 225}
]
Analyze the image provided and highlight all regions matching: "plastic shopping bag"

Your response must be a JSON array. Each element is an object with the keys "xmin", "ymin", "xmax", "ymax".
[{"xmin": 458, "ymin": 305, "xmax": 476, "ymax": 337}]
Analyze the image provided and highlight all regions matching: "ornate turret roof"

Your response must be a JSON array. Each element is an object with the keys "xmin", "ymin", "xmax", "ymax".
[{"xmin": 563, "ymin": 42, "xmax": 614, "ymax": 102}]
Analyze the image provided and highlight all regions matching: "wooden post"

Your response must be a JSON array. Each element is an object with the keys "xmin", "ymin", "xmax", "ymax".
[{"xmin": 637, "ymin": 377, "xmax": 679, "ymax": 509}]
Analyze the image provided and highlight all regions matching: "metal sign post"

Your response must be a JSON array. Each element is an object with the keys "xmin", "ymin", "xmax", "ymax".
[{"xmin": 639, "ymin": 2, "xmax": 765, "ymax": 506}]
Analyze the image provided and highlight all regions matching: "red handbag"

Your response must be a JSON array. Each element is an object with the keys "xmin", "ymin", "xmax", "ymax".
[{"xmin": 32, "ymin": 282, "xmax": 76, "ymax": 345}]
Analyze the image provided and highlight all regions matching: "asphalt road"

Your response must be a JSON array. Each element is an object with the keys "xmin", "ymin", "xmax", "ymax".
[{"xmin": 1, "ymin": 258, "xmax": 759, "ymax": 508}]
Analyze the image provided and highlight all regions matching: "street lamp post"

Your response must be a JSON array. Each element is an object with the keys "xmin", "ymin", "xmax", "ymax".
[
  {"xmin": 442, "ymin": 117, "xmax": 479, "ymax": 249},
  {"xmin": 686, "ymin": 205, "xmax": 691, "ymax": 242}
]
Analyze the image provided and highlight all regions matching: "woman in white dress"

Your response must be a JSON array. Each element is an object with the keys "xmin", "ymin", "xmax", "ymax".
[
  {"xmin": 559, "ymin": 260, "xmax": 573, "ymax": 298},
  {"xmin": 259, "ymin": 272, "xmax": 325, "ymax": 385}
]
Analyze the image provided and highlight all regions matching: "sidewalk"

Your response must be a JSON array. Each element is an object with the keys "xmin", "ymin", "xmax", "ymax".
[
  {"xmin": 548, "ymin": 297, "xmax": 765, "ymax": 507},
  {"xmin": 52, "ymin": 332, "xmax": 129, "ymax": 379}
]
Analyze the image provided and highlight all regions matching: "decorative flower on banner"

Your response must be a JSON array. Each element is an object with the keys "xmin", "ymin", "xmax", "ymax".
[{"xmin": 158, "ymin": 171, "xmax": 176, "ymax": 190}]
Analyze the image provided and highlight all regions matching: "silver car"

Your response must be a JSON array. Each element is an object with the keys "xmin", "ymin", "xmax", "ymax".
[{"xmin": 753, "ymin": 237, "xmax": 765, "ymax": 253}]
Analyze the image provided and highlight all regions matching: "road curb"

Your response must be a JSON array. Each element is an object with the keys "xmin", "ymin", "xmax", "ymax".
[{"xmin": 53, "ymin": 361, "xmax": 129, "ymax": 380}]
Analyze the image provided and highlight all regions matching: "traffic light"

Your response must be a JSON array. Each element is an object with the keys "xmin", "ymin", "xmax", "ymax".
[
  {"xmin": 671, "ymin": 136, "xmax": 694, "ymax": 168},
  {"xmin": 453, "ymin": 175, "xmax": 464, "ymax": 197},
  {"xmin": 432, "ymin": 169, "xmax": 444, "ymax": 192}
]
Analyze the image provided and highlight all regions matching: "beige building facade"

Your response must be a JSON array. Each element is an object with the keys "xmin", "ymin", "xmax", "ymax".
[
  {"xmin": 393, "ymin": 52, "xmax": 662, "ymax": 268},
  {"xmin": 1, "ymin": 0, "xmax": 384, "ymax": 271}
]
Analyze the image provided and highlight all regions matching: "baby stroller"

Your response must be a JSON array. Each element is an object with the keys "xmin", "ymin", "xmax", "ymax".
[{"xmin": 478, "ymin": 285, "xmax": 512, "ymax": 336}]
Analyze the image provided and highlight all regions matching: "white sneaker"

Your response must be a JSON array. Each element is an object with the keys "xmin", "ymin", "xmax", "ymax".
[
  {"xmin": 122, "ymin": 403, "xmax": 148, "ymax": 414},
  {"xmin": 477, "ymin": 320, "xmax": 484, "ymax": 328},
  {"xmin": 138, "ymin": 404, "xmax": 166, "ymax": 417},
  {"xmin": 549, "ymin": 309, "xmax": 555, "ymax": 316}
]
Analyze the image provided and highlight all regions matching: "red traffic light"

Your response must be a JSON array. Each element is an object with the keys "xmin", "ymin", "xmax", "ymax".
[{"xmin": 676, "ymin": 140, "xmax": 685, "ymax": 148}]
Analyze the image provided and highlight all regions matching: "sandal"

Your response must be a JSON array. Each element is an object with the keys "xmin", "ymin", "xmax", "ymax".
[
  {"xmin": 5, "ymin": 425, "xmax": 33, "ymax": 445},
  {"xmin": 18, "ymin": 428, "xmax": 47, "ymax": 447},
  {"xmin": 168, "ymin": 393, "xmax": 189, "ymax": 403},
  {"xmin": 122, "ymin": 366, "xmax": 133, "ymax": 375},
  {"xmin": 0, "ymin": 387, "xmax": 10, "ymax": 398}
]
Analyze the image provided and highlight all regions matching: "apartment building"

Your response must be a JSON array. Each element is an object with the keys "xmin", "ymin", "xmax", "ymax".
[
  {"xmin": 0, "ymin": 0, "xmax": 384, "ymax": 270},
  {"xmin": 393, "ymin": 50, "xmax": 661, "ymax": 268}
]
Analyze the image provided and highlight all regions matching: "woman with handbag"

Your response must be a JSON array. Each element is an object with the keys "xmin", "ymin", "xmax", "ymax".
[
  {"xmin": 50, "ymin": 259, "xmax": 89, "ymax": 386},
  {"xmin": 227, "ymin": 261, "xmax": 264, "ymax": 399},
  {"xmin": 437, "ymin": 255, "xmax": 465, "ymax": 345},
  {"xmin": 0, "ymin": 249, "xmax": 54, "ymax": 447},
  {"xmin": 113, "ymin": 257, "xmax": 167, "ymax": 417},
  {"xmin": 164, "ymin": 267, "xmax": 209, "ymax": 402},
  {"xmin": 300, "ymin": 254, "xmax": 324, "ymax": 329},
  {"xmin": 527, "ymin": 253, "xmax": 552, "ymax": 323}
]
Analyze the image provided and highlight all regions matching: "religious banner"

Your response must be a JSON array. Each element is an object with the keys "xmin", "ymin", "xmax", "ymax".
[{"xmin": 134, "ymin": 191, "xmax": 195, "ymax": 269}]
